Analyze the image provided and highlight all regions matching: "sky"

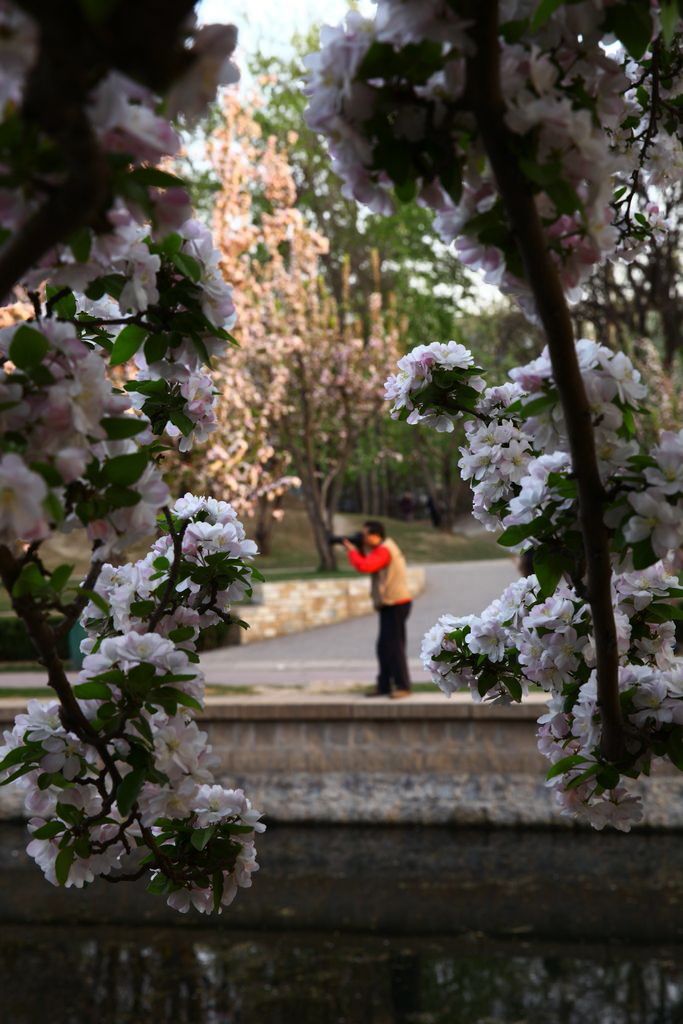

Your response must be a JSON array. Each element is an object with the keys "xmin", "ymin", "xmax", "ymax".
[
  {"xmin": 198, "ymin": 0, "xmax": 374, "ymax": 61},
  {"xmin": 196, "ymin": 0, "xmax": 499, "ymax": 314}
]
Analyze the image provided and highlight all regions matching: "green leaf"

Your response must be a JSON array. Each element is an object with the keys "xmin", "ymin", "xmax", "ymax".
[
  {"xmin": 171, "ymin": 690, "xmax": 202, "ymax": 711},
  {"xmin": 631, "ymin": 536, "xmax": 657, "ymax": 571},
  {"xmin": 596, "ymin": 765, "xmax": 620, "ymax": 790},
  {"xmin": 128, "ymin": 167, "xmax": 188, "ymax": 189},
  {"xmin": 505, "ymin": 677, "xmax": 523, "ymax": 702},
  {"xmin": 124, "ymin": 378, "xmax": 167, "ymax": 396},
  {"xmin": 519, "ymin": 392, "xmax": 556, "ymax": 417},
  {"xmin": 147, "ymin": 872, "xmax": 173, "ymax": 895},
  {"xmin": 546, "ymin": 754, "xmax": 587, "ymax": 780},
  {"xmin": 497, "ymin": 520, "xmax": 541, "ymax": 547},
  {"xmin": 130, "ymin": 599, "xmax": 155, "ymax": 617},
  {"xmin": 104, "ymin": 484, "xmax": 142, "ymax": 508},
  {"xmin": 190, "ymin": 825, "xmax": 215, "ymax": 851},
  {"xmin": 531, "ymin": 0, "xmax": 563, "ymax": 30},
  {"xmin": 68, "ymin": 227, "xmax": 92, "ymax": 263},
  {"xmin": 395, "ymin": 178, "xmax": 417, "ymax": 204},
  {"xmin": 74, "ymin": 835, "xmax": 92, "ymax": 859},
  {"xmin": 103, "ymin": 452, "xmax": 148, "ymax": 486},
  {"xmin": 31, "ymin": 821, "xmax": 65, "ymax": 840},
  {"xmin": 533, "ymin": 548, "xmax": 566, "ymax": 598},
  {"xmin": 55, "ymin": 846, "xmax": 75, "ymax": 886},
  {"xmin": 168, "ymin": 626, "xmax": 195, "ymax": 643},
  {"xmin": 50, "ymin": 564, "xmax": 74, "ymax": 592},
  {"xmin": 32, "ymin": 462, "xmax": 64, "ymax": 489},
  {"xmin": 667, "ymin": 729, "xmax": 683, "ymax": 771},
  {"xmin": 604, "ymin": 2, "xmax": 654, "ymax": 59},
  {"xmin": 646, "ymin": 602, "xmax": 683, "ymax": 622},
  {"xmin": 80, "ymin": 589, "xmax": 109, "ymax": 615},
  {"xmin": 168, "ymin": 409, "xmax": 195, "ymax": 436},
  {"xmin": 110, "ymin": 324, "xmax": 147, "ymax": 366},
  {"xmin": 12, "ymin": 562, "xmax": 48, "ymax": 598},
  {"xmin": 101, "ymin": 417, "xmax": 147, "ymax": 440},
  {"xmin": 116, "ymin": 769, "xmax": 146, "ymax": 817},
  {"xmin": 73, "ymin": 681, "xmax": 112, "ymax": 700},
  {"xmin": 212, "ymin": 870, "xmax": 224, "ymax": 913},
  {"xmin": 171, "ymin": 251, "xmax": 202, "ymax": 282},
  {"xmin": 49, "ymin": 289, "xmax": 77, "ymax": 318},
  {"xmin": 78, "ymin": 0, "xmax": 118, "ymax": 24},
  {"xmin": 9, "ymin": 325, "xmax": 49, "ymax": 369},
  {"xmin": 660, "ymin": 0, "xmax": 679, "ymax": 44},
  {"xmin": 144, "ymin": 334, "xmax": 169, "ymax": 364},
  {"xmin": 0, "ymin": 744, "xmax": 37, "ymax": 773}
]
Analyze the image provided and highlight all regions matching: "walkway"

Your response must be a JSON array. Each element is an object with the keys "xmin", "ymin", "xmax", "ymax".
[
  {"xmin": 198, "ymin": 558, "xmax": 518, "ymax": 689},
  {"xmin": 0, "ymin": 559, "xmax": 518, "ymax": 692}
]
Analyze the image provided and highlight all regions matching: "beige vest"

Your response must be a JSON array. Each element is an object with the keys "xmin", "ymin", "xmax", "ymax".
[{"xmin": 371, "ymin": 537, "xmax": 411, "ymax": 609}]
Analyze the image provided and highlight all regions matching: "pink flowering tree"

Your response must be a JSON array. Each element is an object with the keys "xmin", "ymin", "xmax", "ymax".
[
  {"xmin": 0, "ymin": 2, "xmax": 265, "ymax": 912},
  {"xmin": 208, "ymin": 94, "xmax": 399, "ymax": 571},
  {"xmin": 306, "ymin": 0, "xmax": 683, "ymax": 828},
  {"xmin": 174, "ymin": 95, "xmax": 303, "ymax": 557}
]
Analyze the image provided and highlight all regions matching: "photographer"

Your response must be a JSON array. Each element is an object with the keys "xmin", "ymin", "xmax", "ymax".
[{"xmin": 341, "ymin": 521, "xmax": 412, "ymax": 699}]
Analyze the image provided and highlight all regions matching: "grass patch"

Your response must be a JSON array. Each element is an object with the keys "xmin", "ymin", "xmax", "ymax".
[
  {"xmin": 248, "ymin": 506, "xmax": 505, "ymax": 575},
  {"xmin": 0, "ymin": 687, "xmax": 51, "ymax": 698},
  {"xmin": 205, "ymin": 685, "xmax": 256, "ymax": 696}
]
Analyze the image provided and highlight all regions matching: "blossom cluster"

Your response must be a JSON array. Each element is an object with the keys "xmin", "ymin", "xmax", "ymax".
[
  {"xmin": 0, "ymin": 493, "xmax": 264, "ymax": 911},
  {"xmin": 0, "ymin": 3, "xmax": 238, "ymax": 461},
  {"xmin": 0, "ymin": 317, "xmax": 171, "ymax": 555},
  {"xmin": 0, "ymin": 3, "xmax": 268, "ymax": 913},
  {"xmin": 421, "ymin": 563, "xmax": 682, "ymax": 831},
  {"xmin": 304, "ymin": 2, "xmax": 683, "ymax": 315},
  {"xmin": 390, "ymin": 338, "xmax": 683, "ymax": 828}
]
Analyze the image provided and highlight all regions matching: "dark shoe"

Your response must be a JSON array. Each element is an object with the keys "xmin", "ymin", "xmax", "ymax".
[
  {"xmin": 390, "ymin": 689, "xmax": 412, "ymax": 699},
  {"xmin": 365, "ymin": 688, "xmax": 389, "ymax": 697}
]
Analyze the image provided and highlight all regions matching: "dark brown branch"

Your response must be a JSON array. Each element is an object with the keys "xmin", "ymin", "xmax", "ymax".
[
  {"xmin": 0, "ymin": 545, "xmax": 126, "ymax": 770},
  {"xmin": 0, "ymin": 0, "xmax": 199, "ymax": 303},
  {"xmin": 147, "ymin": 508, "xmax": 186, "ymax": 631},
  {"xmin": 54, "ymin": 544, "xmax": 103, "ymax": 641},
  {"xmin": 465, "ymin": 1, "xmax": 623, "ymax": 760}
]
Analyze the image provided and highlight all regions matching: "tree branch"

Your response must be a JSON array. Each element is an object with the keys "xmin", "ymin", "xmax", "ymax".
[
  {"xmin": 147, "ymin": 508, "xmax": 187, "ymax": 631},
  {"xmin": 465, "ymin": 0, "xmax": 623, "ymax": 759},
  {"xmin": 54, "ymin": 544, "xmax": 103, "ymax": 641}
]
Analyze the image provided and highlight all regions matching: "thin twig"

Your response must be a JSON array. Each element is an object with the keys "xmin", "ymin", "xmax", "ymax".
[
  {"xmin": 54, "ymin": 545, "xmax": 104, "ymax": 641},
  {"xmin": 147, "ymin": 508, "xmax": 186, "ymax": 631}
]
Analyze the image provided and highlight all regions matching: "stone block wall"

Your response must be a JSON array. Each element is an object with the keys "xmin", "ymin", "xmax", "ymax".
[
  {"xmin": 1, "ymin": 694, "xmax": 681, "ymax": 827},
  {"xmin": 241, "ymin": 567, "xmax": 425, "ymax": 644}
]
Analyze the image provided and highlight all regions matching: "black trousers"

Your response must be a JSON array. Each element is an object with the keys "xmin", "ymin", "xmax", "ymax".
[{"xmin": 376, "ymin": 602, "xmax": 412, "ymax": 694}]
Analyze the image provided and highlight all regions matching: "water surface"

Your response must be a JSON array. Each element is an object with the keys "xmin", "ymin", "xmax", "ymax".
[{"xmin": 2, "ymin": 825, "xmax": 682, "ymax": 1023}]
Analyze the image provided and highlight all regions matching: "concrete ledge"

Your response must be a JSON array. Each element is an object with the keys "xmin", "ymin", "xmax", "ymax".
[
  {"xmin": 241, "ymin": 567, "xmax": 426, "ymax": 643},
  {"xmin": 1, "ymin": 695, "xmax": 682, "ymax": 827}
]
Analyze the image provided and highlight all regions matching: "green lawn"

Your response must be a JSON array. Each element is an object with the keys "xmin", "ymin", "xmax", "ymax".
[
  {"xmin": 0, "ymin": 506, "xmax": 506, "ymax": 668},
  {"xmin": 249, "ymin": 508, "xmax": 504, "ymax": 574}
]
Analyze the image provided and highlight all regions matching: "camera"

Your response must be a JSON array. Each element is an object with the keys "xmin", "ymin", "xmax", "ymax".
[{"xmin": 328, "ymin": 531, "xmax": 364, "ymax": 550}]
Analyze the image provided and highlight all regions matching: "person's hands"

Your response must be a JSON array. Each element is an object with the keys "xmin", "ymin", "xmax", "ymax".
[{"xmin": 342, "ymin": 538, "xmax": 355, "ymax": 551}]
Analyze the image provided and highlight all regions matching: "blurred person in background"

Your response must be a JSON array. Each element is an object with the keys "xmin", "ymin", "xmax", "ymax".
[{"xmin": 344, "ymin": 521, "xmax": 412, "ymax": 699}]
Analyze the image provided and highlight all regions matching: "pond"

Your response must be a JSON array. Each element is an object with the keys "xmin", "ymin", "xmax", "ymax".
[{"xmin": 1, "ymin": 824, "xmax": 682, "ymax": 1024}]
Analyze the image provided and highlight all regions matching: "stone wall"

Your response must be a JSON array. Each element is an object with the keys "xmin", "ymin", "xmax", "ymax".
[
  {"xmin": 241, "ymin": 567, "xmax": 425, "ymax": 643},
  {"xmin": 1, "ymin": 694, "xmax": 681, "ymax": 827}
]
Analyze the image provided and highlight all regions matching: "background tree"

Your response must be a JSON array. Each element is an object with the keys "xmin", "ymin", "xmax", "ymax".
[
  {"xmin": 575, "ymin": 183, "xmax": 683, "ymax": 367},
  {"xmin": 206, "ymin": 94, "xmax": 398, "ymax": 570}
]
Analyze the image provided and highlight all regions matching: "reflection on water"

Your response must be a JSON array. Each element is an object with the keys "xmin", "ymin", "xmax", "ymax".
[
  {"xmin": 2, "ymin": 824, "xmax": 683, "ymax": 1023},
  {"xmin": 3, "ymin": 929, "xmax": 683, "ymax": 1024}
]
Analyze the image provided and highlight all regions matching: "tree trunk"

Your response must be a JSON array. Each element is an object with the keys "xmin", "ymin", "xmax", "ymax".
[
  {"xmin": 298, "ymin": 482, "xmax": 337, "ymax": 571},
  {"xmin": 253, "ymin": 494, "xmax": 282, "ymax": 557},
  {"xmin": 467, "ymin": 0, "xmax": 623, "ymax": 760}
]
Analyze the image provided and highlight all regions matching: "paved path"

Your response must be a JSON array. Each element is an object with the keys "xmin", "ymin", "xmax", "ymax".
[
  {"xmin": 198, "ymin": 558, "xmax": 518, "ymax": 688},
  {"xmin": 0, "ymin": 559, "xmax": 518, "ymax": 691}
]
